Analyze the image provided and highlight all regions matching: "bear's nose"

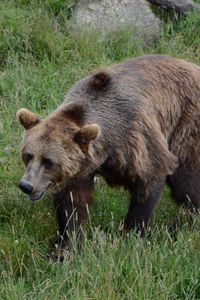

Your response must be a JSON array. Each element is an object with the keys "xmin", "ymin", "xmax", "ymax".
[{"xmin": 19, "ymin": 180, "xmax": 33, "ymax": 195}]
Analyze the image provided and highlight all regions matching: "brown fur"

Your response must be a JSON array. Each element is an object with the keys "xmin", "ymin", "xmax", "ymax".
[
  {"xmin": 17, "ymin": 108, "xmax": 40, "ymax": 129},
  {"xmin": 17, "ymin": 55, "xmax": 200, "ymax": 258},
  {"xmin": 90, "ymin": 70, "xmax": 112, "ymax": 90}
]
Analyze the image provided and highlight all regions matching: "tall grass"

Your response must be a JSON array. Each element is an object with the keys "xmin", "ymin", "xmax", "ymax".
[{"xmin": 0, "ymin": 1, "xmax": 200, "ymax": 299}]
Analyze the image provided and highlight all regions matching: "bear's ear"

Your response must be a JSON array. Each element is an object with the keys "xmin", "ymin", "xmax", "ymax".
[
  {"xmin": 75, "ymin": 124, "xmax": 101, "ymax": 145},
  {"xmin": 16, "ymin": 108, "xmax": 40, "ymax": 130},
  {"xmin": 90, "ymin": 70, "xmax": 112, "ymax": 90}
]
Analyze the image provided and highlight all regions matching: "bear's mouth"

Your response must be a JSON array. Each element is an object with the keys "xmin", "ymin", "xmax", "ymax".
[
  {"xmin": 29, "ymin": 191, "xmax": 45, "ymax": 201},
  {"xmin": 29, "ymin": 182, "xmax": 54, "ymax": 201}
]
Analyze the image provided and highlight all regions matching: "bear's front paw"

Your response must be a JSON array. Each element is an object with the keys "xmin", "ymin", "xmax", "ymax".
[{"xmin": 50, "ymin": 245, "xmax": 71, "ymax": 263}]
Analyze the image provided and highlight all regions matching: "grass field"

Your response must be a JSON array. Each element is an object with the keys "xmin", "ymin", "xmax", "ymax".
[{"xmin": 1, "ymin": 1, "xmax": 200, "ymax": 299}]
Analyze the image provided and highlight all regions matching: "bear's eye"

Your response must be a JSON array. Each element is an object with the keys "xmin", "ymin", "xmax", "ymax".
[
  {"xmin": 22, "ymin": 153, "xmax": 34, "ymax": 165},
  {"xmin": 41, "ymin": 157, "xmax": 54, "ymax": 170}
]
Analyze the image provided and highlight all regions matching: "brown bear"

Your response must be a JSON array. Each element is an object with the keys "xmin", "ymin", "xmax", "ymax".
[{"xmin": 17, "ymin": 55, "xmax": 200, "ymax": 257}]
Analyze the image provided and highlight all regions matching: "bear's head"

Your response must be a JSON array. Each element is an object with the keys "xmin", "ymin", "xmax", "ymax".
[{"xmin": 16, "ymin": 106, "xmax": 101, "ymax": 201}]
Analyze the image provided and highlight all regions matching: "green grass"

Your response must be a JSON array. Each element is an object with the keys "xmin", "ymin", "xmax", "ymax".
[{"xmin": 1, "ymin": 1, "xmax": 200, "ymax": 299}]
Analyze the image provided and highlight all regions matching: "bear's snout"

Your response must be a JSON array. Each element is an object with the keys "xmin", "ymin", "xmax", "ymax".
[{"xmin": 19, "ymin": 180, "xmax": 33, "ymax": 195}]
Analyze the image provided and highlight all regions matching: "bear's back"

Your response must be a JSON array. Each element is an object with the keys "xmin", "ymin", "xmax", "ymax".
[{"xmin": 63, "ymin": 55, "xmax": 200, "ymax": 146}]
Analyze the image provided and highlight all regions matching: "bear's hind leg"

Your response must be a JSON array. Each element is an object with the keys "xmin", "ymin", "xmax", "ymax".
[
  {"xmin": 167, "ymin": 167, "xmax": 200, "ymax": 234},
  {"xmin": 167, "ymin": 167, "xmax": 200, "ymax": 211},
  {"xmin": 52, "ymin": 175, "xmax": 94, "ymax": 261},
  {"xmin": 124, "ymin": 179, "xmax": 165, "ymax": 234}
]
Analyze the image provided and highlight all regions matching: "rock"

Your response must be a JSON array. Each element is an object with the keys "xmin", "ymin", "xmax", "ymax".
[
  {"xmin": 147, "ymin": 0, "xmax": 195, "ymax": 14},
  {"xmin": 71, "ymin": 0, "xmax": 161, "ymax": 45}
]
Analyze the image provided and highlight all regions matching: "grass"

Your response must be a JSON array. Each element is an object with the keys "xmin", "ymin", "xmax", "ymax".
[{"xmin": 0, "ymin": 1, "xmax": 200, "ymax": 299}]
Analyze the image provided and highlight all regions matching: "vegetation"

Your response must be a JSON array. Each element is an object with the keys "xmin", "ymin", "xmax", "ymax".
[{"xmin": 0, "ymin": 0, "xmax": 200, "ymax": 299}]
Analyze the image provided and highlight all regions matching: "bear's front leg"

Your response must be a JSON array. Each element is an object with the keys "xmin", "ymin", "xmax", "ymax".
[
  {"xmin": 52, "ymin": 175, "xmax": 94, "ymax": 261},
  {"xmin": 124, "ymin": 179, "xmax": 165, "ymax": 235}
]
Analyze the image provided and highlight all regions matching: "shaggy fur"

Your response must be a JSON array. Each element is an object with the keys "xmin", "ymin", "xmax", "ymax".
[{"xmin": 17, "ymin": 55, "xmax": 200, "ymax": 257}]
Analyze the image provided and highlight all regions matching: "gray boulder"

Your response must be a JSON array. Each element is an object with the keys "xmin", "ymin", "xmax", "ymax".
[
  {"xmin": 147, "ymin": 0, "xmax": 195, "ymax": 14},
  {"xmin": 71, "ymin": 0, "xmax": 161, "ymax": 45}
]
